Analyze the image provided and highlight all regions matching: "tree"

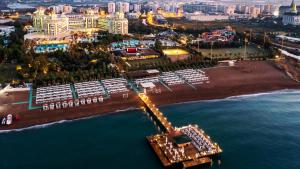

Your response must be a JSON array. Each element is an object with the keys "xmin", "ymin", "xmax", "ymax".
[{"xmin": 154, "ymin": 39, "xmax": 162, "ymax": 52}]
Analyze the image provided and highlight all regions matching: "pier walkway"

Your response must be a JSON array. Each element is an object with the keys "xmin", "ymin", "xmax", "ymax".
[{"xmin": 138, "ymin": 93, "xmax": 174, "ymax": 132}]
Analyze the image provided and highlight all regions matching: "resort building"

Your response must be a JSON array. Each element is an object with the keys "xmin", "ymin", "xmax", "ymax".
[
  {"xmin": 27, "ymin": 5, "xmax": 129, "ymax": 53},
  {"xmin": 32, "ymin": 7, "xmax": 128, "ymax": 36},
  {"xmin": 66, "ymin": 14, "xmax": 85, "ymax": 31},
  {"xmin": 98, "ymin": 15, "xmax": 110, "ymax": 31},
  {"xmin": 32, "ymin": 7, "xmax": 47, "ymax": 32},
  {"xmin": 43, "ymin": 12, "xmax": 69, "ymax": 36},
  {"xmin": 282, "ymin": 0, "xmax": 300, "ymax": 25},
  {"xmin": 108, "ymin": 12, "xmax": 128, "ymax": 35},
  {"xmin": 33, "ymin": 8, "xmax": 70, "ymax": 36},
  {"xmin": 81, "ymin": 9, "xmax": 100, "ymax": 30}
]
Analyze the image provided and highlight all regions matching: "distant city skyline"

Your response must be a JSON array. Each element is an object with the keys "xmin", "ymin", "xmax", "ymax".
[{"xmin": 4, "ymin": 0, "xmax": 300, "ymax": 6}]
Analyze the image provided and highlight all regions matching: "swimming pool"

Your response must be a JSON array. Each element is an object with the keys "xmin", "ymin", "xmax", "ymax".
[{"xmin": 34, "ymin": 44, "xmax": 69, "ymax": 53}]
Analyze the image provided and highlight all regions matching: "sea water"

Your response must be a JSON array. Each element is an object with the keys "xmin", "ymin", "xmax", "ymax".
[{"xmin": 1, "ymin": 90, "xmax": 300, "ymax": 169}]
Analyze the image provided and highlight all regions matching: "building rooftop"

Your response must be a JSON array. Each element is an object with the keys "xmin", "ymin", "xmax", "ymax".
[{"xmin": 284, "ymin": 12, "xmax": 300, "ymax": 15}]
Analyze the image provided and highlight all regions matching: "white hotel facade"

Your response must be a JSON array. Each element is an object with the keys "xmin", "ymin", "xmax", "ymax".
[
  {"xmin": 282, "ymin": 0, "xmax": 300, "ymax": 26},
  {"xmin": 32, "ymin": 7, "xmax": 128, "ymax": 37}
]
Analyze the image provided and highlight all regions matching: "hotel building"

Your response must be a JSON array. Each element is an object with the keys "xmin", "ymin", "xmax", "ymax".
[
  {"xmin": 109, "ymin": 12, "xmax": 128, "ymax": 35},
  {"xmin": 32, "ymin": 7, "xmax": 129, "ymax": 36},
  {"xmin": 44, "ymin": 12, "xmax": 69, "ymax": 36},
  {"xmin": 282, "ymin": 0, "xmax": 300, "ymax": 25}
]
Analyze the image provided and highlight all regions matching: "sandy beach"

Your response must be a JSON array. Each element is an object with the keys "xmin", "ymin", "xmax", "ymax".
[
  {"xmin": 1, "ymin": 60, "xmax": 299, "ymax": 130},
  {"xmin": 147, "ymin": 61, "xmax": 300, "ymax": 105}
]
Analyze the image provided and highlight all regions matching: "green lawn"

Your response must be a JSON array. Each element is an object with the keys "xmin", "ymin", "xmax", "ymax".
[
  {"xmin": 196, "ymin": 45, "xmax": 270, "ymax": 59},
  {"xmin": 127, "ymin": 57, "xmax": 167, "ymax": 66}
]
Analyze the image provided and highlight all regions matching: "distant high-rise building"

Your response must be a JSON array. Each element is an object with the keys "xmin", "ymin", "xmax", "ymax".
[
  {"xmin": 224, "ymin": 6, "xmax": 235, "ymax": 15},
  {"xmin": 264, "ymin": 4, "xmax": 272, "ymax": 14},
  {"xmin": 63, "ymin": 5, "xmax": 73, "ymax": 14},
  {"xmin": 108, "ymin": 2, "xmax": 116, "ymax": 14},
  {"xmin": 241, "ymin": 5, "xmax": 250, "ymax": 14},
  {"xmin": 122, "ymin": 2, "xmax": 130, "ymax": 13},
  {"xmin": 133, "ymin": 4, "xmax": 141, "ymax": 13},
  {"xmin": 116, "ymin": 2, "xmax": 122, "ymax": 12},
  {"xmin": 116, "ymin": 2, "xmax": 130, "ymax": 13},
  {"xmin": 250, "ymin": 7, "xmax": 261, "ymax": 17},
  {"xmin": 49, "ymin": 4, "xmax": 73, "ymax": 14}
]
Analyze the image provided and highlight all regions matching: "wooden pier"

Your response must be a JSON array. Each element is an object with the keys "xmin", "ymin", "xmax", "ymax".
[
  {"xmin": 139, "ymin": 93, "xmax": 174, "ymax": 132},
  {"xmin": 138, "ymin": 93, "xmax": 222, "ymax": 168}
]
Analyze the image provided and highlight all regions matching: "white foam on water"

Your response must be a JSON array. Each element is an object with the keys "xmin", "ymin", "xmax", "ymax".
[
  {"xmin": 226, "ymin": 89, "xmax": 300, "ymax": 100},
  {"xmin": 2, "ymin": 89, "xmax": 300, "ymax": 133},
  {"xmin": 0, "ymin": 120, "xmax": 67, "ymax": 133},
  {"xmin": 159, "ymin": 89, "xmax": 300, "ymax": 107},
  {"xmin": 0, "ymin": 107, "xmax": 139, "ymax": 133}
]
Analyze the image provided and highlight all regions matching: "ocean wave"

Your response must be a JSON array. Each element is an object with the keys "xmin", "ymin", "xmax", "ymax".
[
  {"xmin": 160, "ymin": 89, "xmax": 300, "ymax": 107},
  {"xmin": 0, "ymin": 120, "xmax": 68, "ymax": 133},
  {"xmin": 226, "ymin": 89, "xmax": 300, "ymax": 100},
  {"xmin": 2, "ymin": 90, "xmax": 300, "ymax": 133},
  {"xmin": 114, "ymin": 107, "xmax": 139, "ymax": 113},
  {"xmin": 0, "ymin": 107, "xmax": 139, "ymax": 133}
]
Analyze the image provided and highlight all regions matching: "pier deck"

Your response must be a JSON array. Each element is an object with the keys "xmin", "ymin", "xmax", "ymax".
[
  {"xmin": 138, "ymin": 93, "xmax": 222, "ymax": 168},
  {"xmin": 182, "ymin": 157, "xmax": 212, "ymax": 168}
]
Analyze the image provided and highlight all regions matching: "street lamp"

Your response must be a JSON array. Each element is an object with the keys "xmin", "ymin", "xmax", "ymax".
[
  {"xmin": 210, "ymin": 41, "xmax": 214, "ymax": 62},
  {"xmin": 244, "ymin": 38, "xmax": 248, "ymax": 60}
]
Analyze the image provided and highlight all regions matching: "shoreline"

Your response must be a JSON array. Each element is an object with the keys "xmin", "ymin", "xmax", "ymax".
[
  {"xmin": 158, "ymin": 88, "xmax": 300, "ymax": 107},
  {"xmin": 1, "ymin": 88, "xmax": 300, "ymax": 133},
  {"xmin": 1, "ymin": 61, "xmax": 300, "ymax": 131},
  {"xmin": 0, "ymin": 107, "xmax": 140, "ymax": 133}
]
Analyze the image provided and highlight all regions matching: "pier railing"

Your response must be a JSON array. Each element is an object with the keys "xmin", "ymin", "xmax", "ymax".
[{"xmin": 138, "ymin": 93, "xmax": 174, "ymax": 132}]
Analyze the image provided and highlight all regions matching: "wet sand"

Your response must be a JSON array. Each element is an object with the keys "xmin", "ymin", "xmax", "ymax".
[{"xmin": 1, "ymin": 61, "xmax": 299, "ymax": 130}]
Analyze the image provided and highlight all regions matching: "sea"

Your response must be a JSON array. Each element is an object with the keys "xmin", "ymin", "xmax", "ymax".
[{"xmin": 1, "ymin": 90, "xmax": 300, "ymax": 169}]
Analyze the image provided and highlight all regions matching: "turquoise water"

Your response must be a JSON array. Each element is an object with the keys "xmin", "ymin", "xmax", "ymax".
[
  {"xmin": 35, "ymin": 44, "xmax": 69, "ymax": 53},
  {"xmin": 1, "ymin": 90, "xmax": 300, "ymax": 169}
]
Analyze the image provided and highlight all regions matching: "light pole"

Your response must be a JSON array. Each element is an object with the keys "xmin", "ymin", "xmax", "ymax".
[
  {"xmin": 249, "ymin": 29, "xmax": 252, "ymax": 41},
  {"xmin": 280, "ymin": 37, "xmax": 284, "ymax": 58},
  {"xmin": 210, "ymin": 41, "xmax": 214, "ymax": 62},
  {"xmin": 263, "ymin": 32, "xmax": 266, "ymax": 47},
  {"xmin": 244, "ymin": 38, "xmax": 248, "ymax": 60},
  {"xmin": 197, "ymin": 39, "xmax": 200, "ymax": 55}
]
